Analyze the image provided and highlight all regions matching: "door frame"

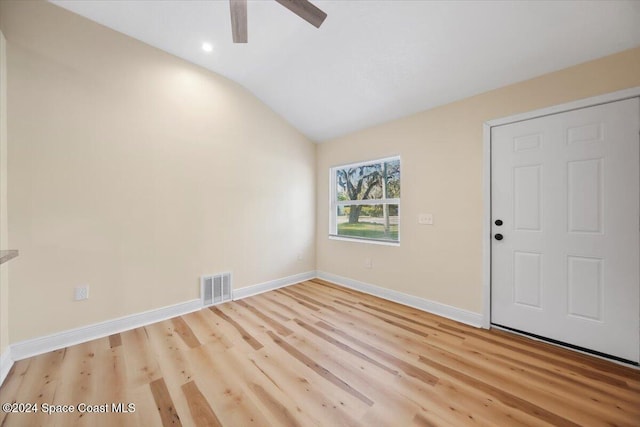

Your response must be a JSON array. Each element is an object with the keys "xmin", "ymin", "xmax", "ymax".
[{"xmin": 482, "ymin": 86, "xmax": 640, "ymax": 334}]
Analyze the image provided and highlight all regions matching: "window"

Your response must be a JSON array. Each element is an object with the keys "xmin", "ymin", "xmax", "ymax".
[{"xmin": 330, "ymin": 156, "xmax": 400, "ymax": 244}]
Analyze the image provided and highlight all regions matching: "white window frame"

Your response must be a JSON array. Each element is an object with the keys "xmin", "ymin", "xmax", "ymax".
[{"xmin": 329, "ymin": 155, "xmax": 401, "ymax": 246}]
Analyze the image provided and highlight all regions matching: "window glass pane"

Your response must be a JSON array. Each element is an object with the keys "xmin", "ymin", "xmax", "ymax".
[
  {"xmin": 336, "ymin": 160, "xmax": 400, "ymax": 202},
  {"xmin": 384, "ymin": 159, "xmax": 401, "ymax": 198},
  {"xmin": 336, "ymin": 163, "xmax": 384, "ymax": 201},
  {"xmin": 336, "ymin": 204, "xmax": 399, "ymax": 241}
]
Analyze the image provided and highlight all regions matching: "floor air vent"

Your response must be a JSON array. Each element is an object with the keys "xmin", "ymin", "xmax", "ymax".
[{"xmin": 201, "ymin": 272, "xmax": 232, "ymax": 307}]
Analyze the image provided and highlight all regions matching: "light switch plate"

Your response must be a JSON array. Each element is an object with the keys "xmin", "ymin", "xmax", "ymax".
[{"xmin": 418, "ymin": 213, "xmax": 433, "ymax": 225}]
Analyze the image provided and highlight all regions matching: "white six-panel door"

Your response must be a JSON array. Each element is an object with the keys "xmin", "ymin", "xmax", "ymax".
[{"xmin": 491, "ymin": 97, "xmax": 640, "ymax": 363}]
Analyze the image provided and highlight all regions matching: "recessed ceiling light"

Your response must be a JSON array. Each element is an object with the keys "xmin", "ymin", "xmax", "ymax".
[{"xmin": 202, "ymin": 42, "xmax": 213, "ymax": 53}]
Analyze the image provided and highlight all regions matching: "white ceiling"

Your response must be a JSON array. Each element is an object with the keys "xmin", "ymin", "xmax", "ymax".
[{"xmin": 50, "ymin": 0, "xmax": 640, "ymax": 142}]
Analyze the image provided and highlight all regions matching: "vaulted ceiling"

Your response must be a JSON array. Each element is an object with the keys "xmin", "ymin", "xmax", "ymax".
[{"xmin": 51, "ymin": 0, "xmax": 640, "ymax": 142}]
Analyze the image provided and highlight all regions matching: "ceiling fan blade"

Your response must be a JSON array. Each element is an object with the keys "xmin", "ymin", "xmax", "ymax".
[
  {"xmin": 274, "ymin": 0, "xmax": 327, "ymax": 28},
  {"xmin": 229, "ymin": 0, "xmax": 248, "ymax": 43}
]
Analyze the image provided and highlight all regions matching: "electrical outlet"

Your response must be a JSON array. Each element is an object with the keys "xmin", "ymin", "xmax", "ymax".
[
  {"xmin": 364, "ymin": 258, "xmax": 373, "ymax": 269},
  {"xmin": 74, "ymin": 285, "xmax": 89, "ymax": 301}
]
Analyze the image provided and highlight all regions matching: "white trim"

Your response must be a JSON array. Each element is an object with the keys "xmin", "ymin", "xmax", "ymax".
[
  {"xmin": 10, "ymin": 298, "xmax": 202, "ymax": 361},
  {"xmin": 233, "ymin": 270, "xmax": 317, "ymax": 300},
  {"xmin": 0, "ymin": 348, "xmax": 13, "ymax": 386},
  {"xmin": 487, "ymin": 87, "xmax": 640, "ymax": 128},
  {"xmin": 482, "ymin": 122, "xmax": 492, "ymax": 328},
  {"xmin": 329, "ymin": 165, "xmax": 335, "ymax": 236},
  {"xmin": 482, "ymin": 87, "xmax": 640, "ymax": 333},
  {"xmin": 336, "ymin": 198, "xmax": 400, "ymax": 207},
  {"xmin": 317, "ymin": 271, "xmax": 483, "ymax": 327},
  {"xmin": 328, "ymin": 235, "xmax": 400, "ymax": 247},
  {"xmin": 330, "ymin": 155, "xmax": 401, "ymax": 170}
]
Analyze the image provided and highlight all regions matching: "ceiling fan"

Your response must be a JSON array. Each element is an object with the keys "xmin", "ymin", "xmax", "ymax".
[{"xmin": 229, "ymin": 0, "xmax": 327, "ymax": 43}]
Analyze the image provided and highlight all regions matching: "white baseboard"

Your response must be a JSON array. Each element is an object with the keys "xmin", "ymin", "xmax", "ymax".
[
  {"xmin": 316, "ymin": 271, "xmax": 483, "ymax": 328},
  {"xmin": 0, "ymin": 348, "xmax": 13, "ymax": 386},
  {"xmin": 233, "ymin": 270, "xmax": 317, "ymax": 300},
  {"xmin": 10, "ymin": 298, "xmax": 202, "ymax": 362}
]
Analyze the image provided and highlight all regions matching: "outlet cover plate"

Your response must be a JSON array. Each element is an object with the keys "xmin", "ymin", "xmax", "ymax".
[{"xmin": 74, "ymin": 285, "xmax": 89, "ymax": 301}]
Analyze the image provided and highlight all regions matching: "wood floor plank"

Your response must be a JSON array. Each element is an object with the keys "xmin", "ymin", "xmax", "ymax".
[
  {"xmin": 274, "ymin": 289, "xmax": 321, "ymax": 312},
  {"xmin": 279, "ymin": 287, "xmax": 338, "ymax": 312},
  {"xmin": 94, "ymin": 344, "xmax": 131, "ymax": 427},
  {"xmin": 61, "ymin": 343, "xmax": 96, "ymax": 415},
  {"xmin": 248, "ymin": 296, "xmax": 291, "ymax": 322},
  {"xmin": 248, "ymin": 382, "xmax": 303, "ymax": 427},
  {"xmin": 209, "ymin": 306, "xmax": 263, "ymax": 350},
  {"xmin": 150, "ymin": 377, "xmax": 182, "ymax": 426},
  {"xmin": 184, "ymin": 308, "xmax": 234, "ymax": 351},
  {"xmin": 412, "ymin": 412, "xmax": 442, "ymax": 427},
  {"xmin": 181, "ymin": 380, "xmax": 223, "ymax": 427},
  {"xmin": 235, "ymin": 299, "xmax": 293, "ymax": 336},
  {"xmin": 108, "ymin": 333, "xmax": 122, "ymax": 348},
  {"xmin": 1, "ymin": 279, "xmax": 638, "ymax": 426},
  {"xmin": 292, "ymin": 317, "xmax": 399, "ymax": 376},
  {"xmin": 120, "ymin": 327, "xmax": 162, "ymax": 388},
  {"xmin": 129, "ymin": 383, "xmax": 163, "ymax": 426},
  {"xmin": 171, "ymin": 317, "xmax": 201, "ymax": 349},
  {"xmin": 258, "ymin": 293, "xmax": 302, "ymax": 318}
]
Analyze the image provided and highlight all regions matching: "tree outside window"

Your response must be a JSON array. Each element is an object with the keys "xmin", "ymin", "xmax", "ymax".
[{"xmin": 330, "ymin": 157, "xmax": 400, "ymax": 243}]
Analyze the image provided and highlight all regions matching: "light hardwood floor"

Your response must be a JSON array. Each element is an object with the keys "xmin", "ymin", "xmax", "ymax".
[{"xmin": 1, "ymin": 279, "xmax": 639, "ymax": 426}]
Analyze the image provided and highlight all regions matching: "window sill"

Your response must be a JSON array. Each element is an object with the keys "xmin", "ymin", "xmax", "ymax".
[{"xmin": 328, "ymin": 235, "xmax": 400, "ymax": 247}]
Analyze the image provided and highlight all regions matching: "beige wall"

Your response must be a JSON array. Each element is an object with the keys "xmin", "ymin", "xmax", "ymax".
[
  {"xmin": 317, "ymin": 47, "xmax": 640, "ymax": 314},
  {"xmin": 0, "ymin": 1, "xmax": 316, "ymax": 342},
  {"xmin": 0, "ymin": 30, "xmax": 9, "ymax": 356}
]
